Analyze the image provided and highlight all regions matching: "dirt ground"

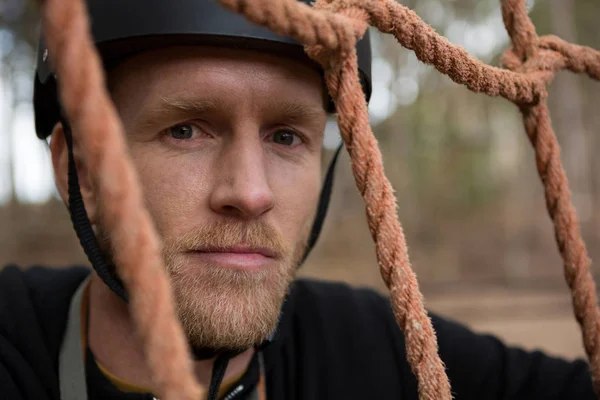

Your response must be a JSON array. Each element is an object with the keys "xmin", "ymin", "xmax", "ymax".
[
  {"xmin": 299, "ymin": 262, "xmax": 588, "ymax": 361},
  {"xmin": 424, "ymin": 288, "xmax": 586, "ymax": 360}
]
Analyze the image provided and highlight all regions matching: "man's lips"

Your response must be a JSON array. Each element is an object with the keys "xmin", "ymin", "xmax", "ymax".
[
  {"xmin": 186, "ymin": 245, "xmax": 277, "ymax": 270},
  {"xmin": 193, "ymin": 245, "xmax": 276, "ymax": 258}
]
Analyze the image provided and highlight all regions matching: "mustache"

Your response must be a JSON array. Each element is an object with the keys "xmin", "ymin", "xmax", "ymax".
[{"xmin": 161, "ymin": 219, "xmax": 288, "ymax": 259}]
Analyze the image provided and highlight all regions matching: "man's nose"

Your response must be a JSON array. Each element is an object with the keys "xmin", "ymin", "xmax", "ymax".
[{"xmin": 209, "ymin": 138, "xmax": 274, "ymax": 219}]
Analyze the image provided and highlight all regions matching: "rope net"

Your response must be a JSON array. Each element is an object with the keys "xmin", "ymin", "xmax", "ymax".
[{"xmin": 38, "ymin": 0, "xmax": 600, "ymax": 399}]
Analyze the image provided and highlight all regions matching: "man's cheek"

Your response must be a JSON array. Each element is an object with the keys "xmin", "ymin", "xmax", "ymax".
[
  {"xmin": 146, "ymin": 178, "xmax": 208, "ymax": 236},
  {"xmin": 280, "ymin": 185, "xmax": 318, "ymax": 232},
  {"xmin": 139, "ymin": 180, "xmax": 181, "ymax": 235}
]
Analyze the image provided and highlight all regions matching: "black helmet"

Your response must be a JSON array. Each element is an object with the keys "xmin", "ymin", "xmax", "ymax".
[
  {"xmin": 33, "ymin": 0, "xmax": 372, "ymax": 139},
  {"xmin": 32, "ymin": 0, "xmax": 372, "ymax": 359}
]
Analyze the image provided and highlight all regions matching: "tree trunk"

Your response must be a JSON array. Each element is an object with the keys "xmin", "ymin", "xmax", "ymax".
[
  {"xmin": 1, "ymin": 64, "xmax": 17, "ymax": 205},
  {"xmin": 548, "ymin": 0, "xmax": 591, "ymax": 223}
]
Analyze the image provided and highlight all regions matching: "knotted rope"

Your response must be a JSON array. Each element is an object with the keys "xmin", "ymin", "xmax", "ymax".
[
  {"xmin": 38, "ymin": 0, "xmax": 600, "ymax": 399},
  {"xmin": 500, "ymin": 0, "xmax": 600, "ymax": 394}
]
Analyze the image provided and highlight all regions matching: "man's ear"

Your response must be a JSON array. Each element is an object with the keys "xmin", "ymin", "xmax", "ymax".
[{"xmin": 49, "ymin": 123, "xmax": 98, "ymax": 224}]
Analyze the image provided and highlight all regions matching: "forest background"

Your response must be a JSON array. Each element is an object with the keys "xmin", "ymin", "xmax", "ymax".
[{"xmin": 1, "ymin": 0, "xmax": 599, "ymax": 360}]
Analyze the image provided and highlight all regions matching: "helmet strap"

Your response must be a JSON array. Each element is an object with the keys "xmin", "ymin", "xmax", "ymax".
[
  {"xmin": 61, "ymin": 115, "xmax": 130, "ymax": 302},
  {"xmin": 301, "ymin": 141, "xmax": 344, "ymax": 263}
]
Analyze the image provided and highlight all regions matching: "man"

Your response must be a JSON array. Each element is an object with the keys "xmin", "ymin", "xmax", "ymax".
[{"xmin": 0, "ymin": 1, "xmax": 595, "ymax": 399}]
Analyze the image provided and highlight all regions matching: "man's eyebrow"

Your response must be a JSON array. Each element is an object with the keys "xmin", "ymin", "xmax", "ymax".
[
  {"xmin": 274, "ymin": 101, "xmax": 327, "ymax": 124},
  {"xmin": 157, "ymin": 96, "xmax": 222, "ymax": 114},
  {"xmin": 134, "ymin": 96, "xmax": 222, "ymax": 130},
  {"xmin": 132, "ymin": 96, "xmax": 326, "ymax": 132}
]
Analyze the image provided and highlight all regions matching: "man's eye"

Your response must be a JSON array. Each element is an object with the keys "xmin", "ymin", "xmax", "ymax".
[
  {"xmin": 271, "ymin": 130, "xmax": 301, "ymax": 146},
  {"xmin": 168, "ymin": 124, "xmax": 195, "ymax": 140}
]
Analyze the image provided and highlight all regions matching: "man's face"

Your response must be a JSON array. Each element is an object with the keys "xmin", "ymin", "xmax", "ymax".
[{"xmin": 100, "ymin": 46, "xmax": 326, "ymax": 350}]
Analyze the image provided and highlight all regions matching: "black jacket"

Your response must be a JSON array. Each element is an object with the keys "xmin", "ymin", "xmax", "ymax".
[{"xmin": 0, "ymin": 264, "xmax": 594, "ymax": 399}]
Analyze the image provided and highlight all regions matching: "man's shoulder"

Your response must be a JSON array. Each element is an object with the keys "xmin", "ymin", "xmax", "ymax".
[
  {"xmin": 0, "ymin": 263, "xmax": 90, "ymax": 335},
  {"xmin": 0, "ymin": 264, "xmax": 90, "ymax": 316},
  {"xmin": 280, "ymin": 278, "xmax": 477, "ymax": 362},
  {"xmin": 0, "ymin": 264, "xmax": 91, "ymax": 399},
  {"xmin": 0, "ymin": 263, "xmax": 90, "ymax": 336},
  {"xmin": 283, "ymin": 277, "xmax": 405, "ymax": 344},
  {"xmin": 288, "ymin": 277, "xmax": 393, "ymax": 318},
  {"xmin": 0, "ymin": 263, "xmax": 90, "ymax": 285},
  {"xmin": 266, "ymin": 278, "xmax": 418, "ymax": 397}
]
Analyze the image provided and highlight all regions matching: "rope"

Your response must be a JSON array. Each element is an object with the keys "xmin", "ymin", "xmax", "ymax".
[
  {"xmin": 38, "ymin": 0, "xmax": 203, "ymax": 399},
  {"xmin": 499, "ymin": 1, "xmax": 600, "ymax": 395},
  {"xmin": 38, "ymin": 0, "xmax": 600, "ymax": 399}
]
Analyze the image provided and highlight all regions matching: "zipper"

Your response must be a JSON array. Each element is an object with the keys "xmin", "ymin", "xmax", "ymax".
[
  {"xmin": 150, "ymin": 351, "xmax": 263, "ymax": 400},
  {"xmin": 223, "ymin": 384, "xmax": 244, "ymax": 400},
  {"xmin": 152, "ymin": 383, "xmax": 244, "ymax": 400}
]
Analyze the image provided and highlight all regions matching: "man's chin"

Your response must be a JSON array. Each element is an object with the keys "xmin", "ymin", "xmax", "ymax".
[{"xmin": 168, "ymin": 264, "xmax": 292, "ymax": 351}]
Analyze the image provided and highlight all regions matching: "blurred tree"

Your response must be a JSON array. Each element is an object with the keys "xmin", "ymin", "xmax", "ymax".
[
  {"xmin": 1, "ymin": 0, "xmax": 40, "ymax": 48},
  {"xmin": 548, "ymin": 0, "xmax": 590, "ymax": 222},
  {"xmin": 1, "ymin": 0, "xmax": 600, "ymax": 284},
  {"xmin": 1, "ymin": 0, "xmax": 40, "ymax": 203}
]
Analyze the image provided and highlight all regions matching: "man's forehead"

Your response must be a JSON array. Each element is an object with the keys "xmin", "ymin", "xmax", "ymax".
[
  {"xmin": 108, "ymin": 46, "xmax": 328, "ymax": 118},
  {"xmin": 110, "ymin": 45, "xmax": 323, "ymax": 85}
]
